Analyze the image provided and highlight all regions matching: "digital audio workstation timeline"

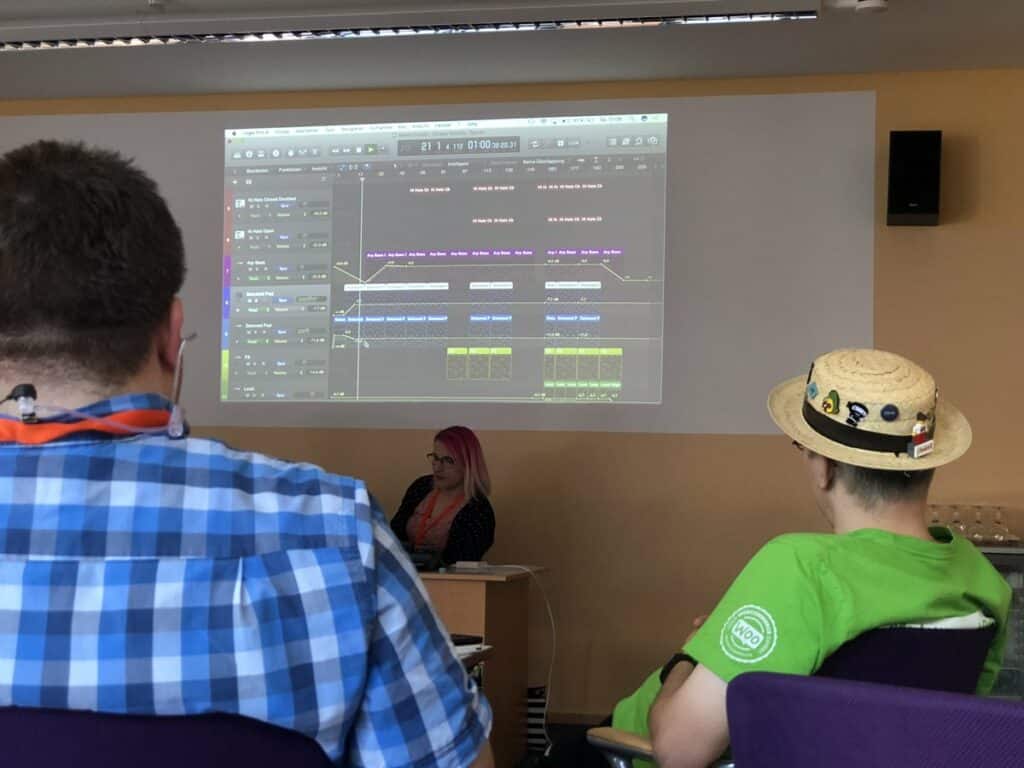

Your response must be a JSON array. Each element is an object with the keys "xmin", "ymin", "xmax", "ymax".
[{"xmin": 221, "ymin": 113, "xmax": 667, "ymax": 404}]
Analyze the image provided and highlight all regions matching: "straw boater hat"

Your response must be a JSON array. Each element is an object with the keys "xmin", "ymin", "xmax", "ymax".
[{"xmin": 768, "ymin": 348, "xmax": 971, "ymax": 471}]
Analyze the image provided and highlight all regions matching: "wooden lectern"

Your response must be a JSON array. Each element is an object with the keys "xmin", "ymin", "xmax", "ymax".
[{"xmin": 421, "ymin": 567, "xmax": 535, "ymax": 768}]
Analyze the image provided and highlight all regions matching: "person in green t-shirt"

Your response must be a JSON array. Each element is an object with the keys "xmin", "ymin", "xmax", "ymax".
[{"xmin": 637, "ymin": 348, "xmax": 1011, "ymax": 768}]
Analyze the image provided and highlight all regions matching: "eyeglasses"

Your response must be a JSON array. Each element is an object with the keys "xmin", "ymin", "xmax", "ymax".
[{"xmin": 426, "ymin": 452, "xmax": 456, "ymax": 466}]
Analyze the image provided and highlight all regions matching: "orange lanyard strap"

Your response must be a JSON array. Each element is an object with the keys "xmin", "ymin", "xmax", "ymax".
[
  {"xmin": 414, "ymin": 489, "xmax": 465, "ymax": 549},
  {"xmin": 0, "ymin": 409, "xmax": 171, "ymax": 445}
]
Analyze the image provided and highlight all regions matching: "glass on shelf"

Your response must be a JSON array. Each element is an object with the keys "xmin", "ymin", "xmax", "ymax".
[
  {"xmin": 947, "ymin": 505, "xmax": 968, "ymax": 538},
  {"xmin": 993, "ymin": 507, "xmax": 1022, "ymax": 547},
  {"xmin": 991, "ymin": 508, "xmax": 1011, "ymax": 544},
  {"xmin": 967, "ymin": 507, "xmax": 989, "ymax": 546},
  {"xmin": 927, "ymin": 503, "xmax": 1022, "ymax": 546}
]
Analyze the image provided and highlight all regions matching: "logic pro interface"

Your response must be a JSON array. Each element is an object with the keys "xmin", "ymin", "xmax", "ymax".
[{"xmin": 222, "ymin": 113, "xmax": 666, "ymax": 403}]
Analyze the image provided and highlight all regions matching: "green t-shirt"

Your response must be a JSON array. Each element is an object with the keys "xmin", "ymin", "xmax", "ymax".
[{"xmin": 612, "ymin": 527, "xmax": 1010, "ymax": 760}]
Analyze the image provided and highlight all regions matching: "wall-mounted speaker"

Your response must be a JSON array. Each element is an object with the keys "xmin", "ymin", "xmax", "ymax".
[{"xmin": 887, "ymin": 130, "xmax": 942, "ymax": 226}]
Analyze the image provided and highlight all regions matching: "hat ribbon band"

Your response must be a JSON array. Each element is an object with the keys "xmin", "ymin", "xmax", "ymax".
[{"xmin": 802, "ymin": 400, "xmax": 919, "ymax": 455}]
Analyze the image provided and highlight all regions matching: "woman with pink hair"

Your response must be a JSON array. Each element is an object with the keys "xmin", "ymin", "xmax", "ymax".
[{"xmin": 391, "ymin": 425, "xmax": 495, "ymax": 566}]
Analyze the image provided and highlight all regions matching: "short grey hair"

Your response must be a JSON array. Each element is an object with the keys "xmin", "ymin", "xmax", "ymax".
[{"xmin": 832, "ymin": 461, "xmax": 935, "ymax": 507}]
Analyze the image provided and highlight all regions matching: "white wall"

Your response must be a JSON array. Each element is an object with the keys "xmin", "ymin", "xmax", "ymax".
[{"xmin": 0, "ymin": 91, "xmax": 874, "ymax": 433}]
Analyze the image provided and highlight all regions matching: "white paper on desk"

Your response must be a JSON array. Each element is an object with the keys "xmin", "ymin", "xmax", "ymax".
[{"xmin": 453, "ymin": 644, "xmax": 490, "ymax": 659}]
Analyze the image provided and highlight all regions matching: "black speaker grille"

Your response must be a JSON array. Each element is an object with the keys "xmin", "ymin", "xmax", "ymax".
[{"xmin": 887, "ymin": 130, "xmax": 941, "ymax": 226}]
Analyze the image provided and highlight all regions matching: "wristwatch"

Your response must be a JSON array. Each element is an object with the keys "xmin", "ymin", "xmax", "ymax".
[{"xmin": 659, "ymin": 652, "xmax": 699, "ymax": 684}]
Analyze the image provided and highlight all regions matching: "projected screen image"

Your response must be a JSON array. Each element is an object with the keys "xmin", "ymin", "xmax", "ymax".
[{"xmin": 221, "ymin": 113, "xmax": 667, "ymax": 403}]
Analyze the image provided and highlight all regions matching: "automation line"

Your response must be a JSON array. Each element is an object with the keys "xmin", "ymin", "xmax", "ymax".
[
  {"xmin": 598, "ymin": 262, "xmax": 657, "ymax": 282},
  {"xmin": 321, "ymin": 395, "xmax": 630, "ymax": 403},
  {"xmin": 331, "ymin": 300, "xmax": 659, "ymax": 307},
  {"xmin": 332, "ymin": 262, "xmax": 662, "ymax": 285},
  {"xmin": 332, "ymin": 265, "xmax": 362, "ymax": 282},
  {"xmin": 331, "ymin": 336, "xmax": 658, "ymax": 342}
]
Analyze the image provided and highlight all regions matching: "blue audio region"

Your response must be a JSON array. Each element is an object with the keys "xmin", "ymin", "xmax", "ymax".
[
  {"xmin": 545, "ymin": 313, "xmax": 601, "ymax": 339},
  {"xmin": 222, "ymin": 114, "xmax": 667, "ymax": 403},
  {"xmin": 469, "ymin": 314, "xmax": 514, "ymax": 338},
  {"xmin": 334, "ymin": 314, "xmax": 450, "ymax": 340}
]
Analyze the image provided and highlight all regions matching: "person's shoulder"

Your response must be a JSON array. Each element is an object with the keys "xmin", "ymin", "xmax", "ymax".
[
  {"xmin": 409, "ymin": 474, "xmax": 434, "ymax": 493},
  {"xmin": 466, "ymin": 492, "xmax": 494, "ymax": 514},
  {"xmin": 741, "ymin": 533, "xmax": 838, "ymax": 579},
  {"xmin": 757, "ymin": 532, "xmax": 836, "ymax": 559},
  {"xmin": 399, "ymin": 474, "xmax": 433, "ymax": 504},
  {"xmin": 185, "ymin": 436, "xmax": 369, "ymax": 493},
  {"xmin": 950, "ymin": 535, "xmax": 1011, "ymax": 585},
  {"xmin": 151, "ymin": 435, "xmax": 379, "ymax": 537}
]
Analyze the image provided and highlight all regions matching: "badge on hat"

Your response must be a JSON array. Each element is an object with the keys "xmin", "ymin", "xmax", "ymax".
[
  {"xmin": 822, "ymin": 390, "xmax": 840, "ymax": 415},
  {"xmin": 773, "ymin": 349, "xmax": 968, "ymax": 469},
  {"xmin": 908, "ymin": 411, "xmax": 935, "ymax": 459},
  {"xmin": 846, "ymin": 402, "xmax": 869, "ymax": 428}
]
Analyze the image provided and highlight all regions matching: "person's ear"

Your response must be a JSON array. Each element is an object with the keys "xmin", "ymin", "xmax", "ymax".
[
  {"xmin": 822, "ymin": 458, "xmax": 838, "ymax": 492},
  {"xmin": 807, "ymin": 452, "xmax": 836, "ymax": 492},
  {"xmin": 156, "ymin": 298, "xmax": 184, "ymax": 374}
]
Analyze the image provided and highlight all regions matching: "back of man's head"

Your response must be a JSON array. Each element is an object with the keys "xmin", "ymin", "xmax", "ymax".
[
  {"xmin": 832, "ymin": 461, "xmax": 935, "ymax": 509},
  {"xmin": 0, "ymin": 140, "xmax": 185, "ymax": 386}
]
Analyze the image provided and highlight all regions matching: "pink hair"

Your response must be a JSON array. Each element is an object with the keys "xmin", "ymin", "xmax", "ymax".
[{"xmin": 435, "ymin": 425, "xmax": 491, "ymax": 499}]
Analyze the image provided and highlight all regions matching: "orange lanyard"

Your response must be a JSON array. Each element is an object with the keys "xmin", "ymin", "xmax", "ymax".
[
  {"xmin": 414, "ymin": 489, "xmax": 464, "ymax": 549},
  {"xmin": 0, "ymin": 409, "xmax": 171, "ymax": 445}
]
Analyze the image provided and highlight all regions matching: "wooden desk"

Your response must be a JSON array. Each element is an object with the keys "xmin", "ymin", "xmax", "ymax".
[{"xmin": 421, "ymin": 567, "xmax": 536, "ymax": 768}]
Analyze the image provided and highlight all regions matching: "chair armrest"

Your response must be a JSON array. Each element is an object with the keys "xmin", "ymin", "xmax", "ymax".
[{"xmin": 586, "ymin": 726, "xmax": 655, "ymax": 761}]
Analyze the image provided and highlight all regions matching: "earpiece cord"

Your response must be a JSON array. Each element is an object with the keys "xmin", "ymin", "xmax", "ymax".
[{"xmin": 0, "ymin": 332, "xmax": 196, "ymax": 439}]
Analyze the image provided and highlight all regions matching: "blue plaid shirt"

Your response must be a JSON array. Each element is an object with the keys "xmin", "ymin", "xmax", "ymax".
[{"xmin": 0, "ymin": 394, "xmax": 491, "ymax": 767}]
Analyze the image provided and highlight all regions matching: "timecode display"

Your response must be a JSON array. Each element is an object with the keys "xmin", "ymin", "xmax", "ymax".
[{"xmin": 398, "ymin": 136, "xmax": 520, "ymax": 156}]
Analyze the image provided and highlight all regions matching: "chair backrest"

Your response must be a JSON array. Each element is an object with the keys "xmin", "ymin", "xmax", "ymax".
[
  {"xmin": 0, "ymin": 707, "xmax": 333, "ymax": 768},
  {"xmin": 814, "ymin": 624, "xmax": 996, "ymax": 694},
  {"xmin": 586, "ymin": 625, "xmax": 996, "ymax": 768},
  {"xmin": 727, "ymin": 671, "xmax": 1024, "ymax": 768}
]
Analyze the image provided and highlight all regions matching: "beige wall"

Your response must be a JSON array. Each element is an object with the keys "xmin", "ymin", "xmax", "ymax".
[{"xmin": 6, "ymin": 68, "xmax": 1023, "ymax": 717}]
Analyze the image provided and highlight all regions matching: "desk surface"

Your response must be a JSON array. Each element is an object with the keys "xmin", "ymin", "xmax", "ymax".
[
  {"xmin": 420, "ymin": 565, "xmax": 544, "ymax": 583},
  {"xmin": 454, "ymin": 644, "xmax": 494, "ymax": 668}
]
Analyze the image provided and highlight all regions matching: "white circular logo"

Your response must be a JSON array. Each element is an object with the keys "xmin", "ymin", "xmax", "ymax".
[{"xmin": 719, "ymin": 604, "xmax": 778, "ymax": 663}]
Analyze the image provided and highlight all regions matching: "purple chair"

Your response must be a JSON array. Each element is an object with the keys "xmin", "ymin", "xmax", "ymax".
[
  {"xmin": 728, "ymin": 672, "xmax": 1024, "ymax": 768},
  {"xmin": 0, "ymin": 708, "xmax": 333, "ymax": 768},
  {"xmin": 815, "ymin": 623, "xmax": 996, "ymax": 693},
  {"xmin": 587, "ymin": 624, "xmax": 997, "ymax": 767}
]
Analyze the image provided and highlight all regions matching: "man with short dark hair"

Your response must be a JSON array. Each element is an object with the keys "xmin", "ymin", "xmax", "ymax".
[
  {"xmin": 0, "ymin": 140, "xmax": 493, "ymax": 767},
  {"xmin": 635, "ymin": 348, "xmax": 1008, "ymax": 768}
]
